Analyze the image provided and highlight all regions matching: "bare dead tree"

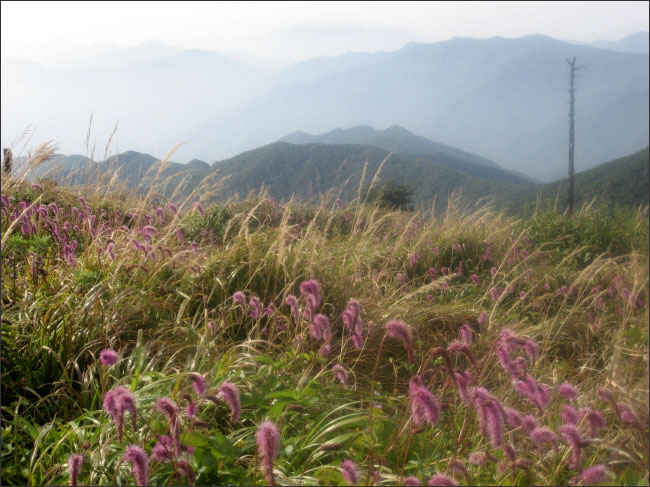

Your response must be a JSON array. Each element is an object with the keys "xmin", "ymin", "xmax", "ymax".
[{"xmin": 566, "ymin": 56, "xmax": 584, "ymax": 215}]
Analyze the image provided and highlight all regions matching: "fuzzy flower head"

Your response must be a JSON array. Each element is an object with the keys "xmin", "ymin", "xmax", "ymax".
[
  {"xmin": 257, "ymin": 421, "xmax": 280, "ymax": 485},
  {"xmin": 558, "ymin": 382, "xmax": 579, "ymax": 401},
  {"xmin": 68, "ymin": 454, "xmax": 84, "ymax": 487},
  {"xmin": 341, "ymin": 460, "xmax": 360, "ymax": 485},
  {"xmin": 248, "ymin": 297, "xmax": 262, "ymax": 319},
  {"xmin": 459, "ymin": 324, "xmax": 473, "ymax": 346},
  {"xmin": 189, "ymin": 373, "xmax": 207, "ymax": 397},
  {"xmin": 218, "ymin": 381, "xmax": 241, "ymax": 423},
  {"xmin": 103, "ymin": 386, "xmax": 137, "ymax": 441},
  {"xmin": 409, "ymin": 376, "xmax": 442, "ymax": 427},
  {"xmin": 310, "ymin": 314, "xmax": 331, "ymax": 340},
  {"xmin": 124, "ymin": 445, "xmax": 149, "ymax": 486},
  {"xmin": 151, "ymin": 435, "xmax": 176, "ymax": 463},
  {"xmin": 332, "ymin": 365, "xmax": 349, "ymax": 387},
  {"xmin": 385, "ymin": 320, "xmax": 415, "ymax": 363},
  {"xmin": 477, "ymin": 312, "xmax": 488, "ymax": 325},
  {"xmin": 232, "ymin": 291, "xmax": 247, "ymax": 309},
  {"xmin": 99, "ymin": 349, "xmax": 119, "ymax": 366},
  {"xmin": 154, "ymin": 397, "xmax": 178, "ymax": 423},
  {"xmin": 570, "ymin": 465, "xmax": 609, "ymax": 485},
  {"xmin": 300, "ymin": 279, "xmax": 322, "ymax": 309},
  {"xmin": 428, "ymin": 474, "xmax": 459, "ymax": 486}
]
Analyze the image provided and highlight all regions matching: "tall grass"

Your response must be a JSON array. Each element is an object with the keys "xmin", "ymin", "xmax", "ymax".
[{"xmin": 1, "ymin": 144, "xmax": 648, "ymax": 486}]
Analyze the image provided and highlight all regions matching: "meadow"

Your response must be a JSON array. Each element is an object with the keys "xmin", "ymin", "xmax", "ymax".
[{"xmin": 1, "ymin": 146, "xmax": 648, "ymax": 486}]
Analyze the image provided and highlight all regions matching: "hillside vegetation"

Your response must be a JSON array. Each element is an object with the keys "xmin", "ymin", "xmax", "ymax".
[
  {"xmin": 501, "ymin": 147, "xmax": 650, "ymax": 211},
  {"xmin": 1, "ymin": 148, "xmax": 648, "ymax": 486}
]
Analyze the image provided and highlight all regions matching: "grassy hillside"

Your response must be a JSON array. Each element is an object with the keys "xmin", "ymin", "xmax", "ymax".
[
  {"xmin": 502, "ymin": 147, "xmax": 650, "ymax": 212},
  {"xmin": 211, "ymin": 142, "xmax": 530, "ymax": 207},
  {"xmin": 2, "ymin": 149, "xmax": 648, "ymax": 486}
]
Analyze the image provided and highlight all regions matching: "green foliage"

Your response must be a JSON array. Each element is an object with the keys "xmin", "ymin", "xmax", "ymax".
[
  {"xmin": 522, "ymin": 206, "xmax": 649, "ymax": 266},
  {"xmin": 364, "ymin": 179, "xmax": 414, "ymax": 210},
  {"xmin": 1, "ymin": 182, "xmax": 648, "ymax": 486},
  {"xmin": 181, "ymin": 204, "xmax": 232, "ymax": 243}
]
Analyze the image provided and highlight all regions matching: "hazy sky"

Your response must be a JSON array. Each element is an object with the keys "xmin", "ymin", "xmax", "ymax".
[{"xmin": 2, "ymin": 1, "xmax": 648, "ymax": 57}]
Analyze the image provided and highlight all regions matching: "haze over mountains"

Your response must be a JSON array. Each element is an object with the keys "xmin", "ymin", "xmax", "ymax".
[{"xmin": 2, "ymin": 29, "xmax": 648, "ymax": 182}]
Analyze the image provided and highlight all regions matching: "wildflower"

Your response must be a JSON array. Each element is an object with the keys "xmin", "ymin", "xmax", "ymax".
[
  {"xmin": 569, "ymin": 465, "xmax": 609, "ymax": 485},
  {"xmin": 124, "ymin": 445, "xmax": 149, "ymax": 486},
  {"xmin": 477, "ymin": 312, "xmax": 488, "ymax": 325},
  {"xmin": 310, "ymin": 314, "xmax": 331, "ymax": 340},
  {"xmin": 185, "ymin": 399, "xmax": 197, "ymax": 418},
  {"xmin": 428, "ymin": 474, "xmax": 459, "ymax": 486},
  {"xmin": 454, "ymin": 370, "xmax": 473, "ymax": 402},
  {"xmin": 341, "ymin": 460, "xmax": 360, "ymax": 485},
  {"xmin": 531, "ymin": 427, "xmax": 558, "ymax": 453},
  {"xmin": 490, "ymin": 267, "xmax": 497, "ymax": 277},
  {"xmin": 189, "ymin": 373, "xmax": 207, "ymax": 396},
  {"xmin": 257, "ymin": 421, "xmax": 280, "ymax": 486},
  {"xmin": 562, "ymin": 404, "xmax": 579, "ymax": 425},
  {"xmin": 468, "ymin": 451, "xmax": 488, "ymax": 466},
  {"xmin": 558, "ymin": 424, "xmax": 589, "ymax": 470},
  {"xmin": 167, "ymin": 203, "xmax": 178, "ymax": 215},
  {"xmin": 151, "ymin": 435, "xmax": 176, "ymax": 462},
  {"xmin": 285, "ymin": 294, "xmax": 299, "ymax": 321},
  {"xmin": 300, "ymin": 279, "xmax": 322, "ymax": 309},
  {"xmin": 103, "ymin": 386, "xmax": 137, "ymax": 441},
  {"xmin": 99, "ymin": 349, "xmax": 119, "ymax": 366},
  {"xmin": 154, "ymin": 397, "xmax": 178, "ymax": 424},
  {"xmin": 558, "ymin": 382, "xmax": 578, "ymax": 401},
  {"xmin": 68, "ymin": 454, "xmax": 84, "ymax": 487},
  {"xmin": 584, "ymin": 409, "xmax": 607, "ymax": 437},
  {"xmin": 448, "ymin": 459, "xmax": 469, "ymax": 483},
  {"xmin": 470, "ymin": 274, "xmax": 479, "ymax": 285},
  {"xmin": 385, "ymin": 320, "xmax": 415, "ymax": 363},
  {"xmin": 193, "ymin": 201, "xmax": 204, "ymax": 216},
  {"xmin": 409, "ymin": 376, "xmax": 442, "ymax": 427},
  {"xmin": 264, "ymin": 303, "xmax": 276, "ymax": 316},
  {"xmin": 313, "ymin": 340, "xmax": 330, "ymax": 357},
  {"xmin": 459, "ymin": 324, "xmax": 473, "ymax": 346},
  {"xmin": 177, "ymin": 460, "xmax": 196, "ymax": 483},
  {"xmin": 503, "ymin": 407, "xmax": 523, "ymax": 427},
  {"xmin": 617, "ymin": 403, "xmax": 641, "ymax": 428},
  {"xmin": 249, "ymin": 297, "xmax": 262, "ymax": 319},
  {"xmin": 522, "ymin": 414, "xmax": 539, "ymax": 435},
  {"xmin": 332, "ymin": 365, "xmax": 349, "ymax": 387},
  {"xmin": 232, "ymin": 291, "xmax": 247, "ymax": 310},
  {"xmin": 523, "ymin": 339, "xmax": 538, "ymax": 365},
  {"xmin": 218, "ymin": 382, "xmax": 241, "ymax": 423},
  {"xmin": 404, "ymin": 476, "xmax": 421, "ymax": 486}
]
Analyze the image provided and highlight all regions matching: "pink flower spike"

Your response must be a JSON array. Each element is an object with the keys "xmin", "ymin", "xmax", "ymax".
[
  {"xmin": 409, "ymin": 377, "xmax": 442, "ymax": 427},
  {"xmin": 68, "ymin": 454, "xmax": 84, "ymax": 487},
  {"xmin": 477, "ymin": 312, "xmax": 488, "ymax": 325},
  {"xmin": 341, "ymin": 460, "xmax": 360, "ymax": 485},
  {"xmin": 99, "ymin": 349, "xmax": 119, "ymax": 366},
  {"xmin": 570, "ymin": 465, "xmax": 609, "ymax": 485},
  {"xmin": 459, "ymin": 324, "xmax": 473, "ymax": 346},
  {"xmin": 558, "ymin": 382, "xmax": 578, "ymax": 400},
  {"xmin": 218, "ymin": 382, "xmax": 241, "ymax": 423},
  {"xmin": 332, "ymin": 365, "xmax": 349, "ymax": 387},
  {"xmin": 562, "ymin": 404, "xmax": 579, "ymax": 425},
  {"xmin": 385, "ymin": 320, "xmax": 415, "ymax": 363},
  {"xmin": 189, "ymin": 373, "xmax": 207, "ymax": 397},
  {"xmin": 428, "ymin": 474, "xmax": 459, "ymax": 486},
  {"xmin": 124, "ymin": 445, "xmax": 150, "ymax": 486},
  {"xmin": 257, "ymin": 422, "xmax": 280, "ymax": 485}
]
